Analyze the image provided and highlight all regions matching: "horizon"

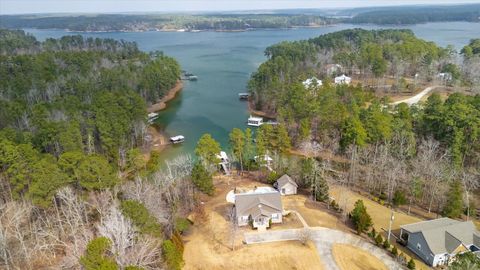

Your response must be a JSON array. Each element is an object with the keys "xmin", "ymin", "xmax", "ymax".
[{"xmin": 1, "ymin": 0, "xmax": 480, "ymax": 15}]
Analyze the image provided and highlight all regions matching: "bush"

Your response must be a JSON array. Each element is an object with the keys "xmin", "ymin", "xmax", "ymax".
[
  {"xmin": 407, "ymin": 258, "xmax": 416, "ymax": 269},
  {"xmin": 378, "ymin": 192, "xmax": 387, "ymax": 201},
  {"xmin": 163, "ymin": 240, "xmax": 183, "ymax": 270},
  {"xmin": 398, "ymin": 253, "xmax": 407, "ymax": 265},
  {"xmin": 121, "ymin": 200, "xmax": 162, "ymax": 237},
  {"xmin": 393, "ymin": 190, "xmax": 407, "ymax": 207},
  {"xmin": 266, "ymin": 171, "xmax": 278, "ymax": 184},
  {"xmin": 368, "ymin": 227, "xmax": 377, "ymax": 239},
  {"xmin": 375, "ymin": 234, "xmax": 383, "ymax": 246},
  {"xmin": 383, "ymin": 239, "xmax": 390, "ymax": 249},
  {"xmin": 391, "ymin": 246, "xmax": 398, "ymax": 257},
  {"xmin": 175, "ymin": 218, "xmax": 191, "ymax": 234},
  {"xmin": 80, "ymin": 237, "xmax": 118, "ymax": 270}
]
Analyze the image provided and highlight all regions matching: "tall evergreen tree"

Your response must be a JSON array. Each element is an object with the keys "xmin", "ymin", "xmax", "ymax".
[
  {"xmin": 350, "ymin": 199, "xmax": 373, "ymax": 234},
  {"xmin": 442, "ymin": 180, "xmax": 464, "ymax": 218}
]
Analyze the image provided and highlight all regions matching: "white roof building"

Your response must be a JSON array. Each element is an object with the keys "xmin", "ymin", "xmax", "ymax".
[
  {"xmin": 334, "ymin": 74, "xmax": 352, "ymax": 85},
  {"xmin": 302, "ymin": 77, "xmax": 322, "ymax": 88}
]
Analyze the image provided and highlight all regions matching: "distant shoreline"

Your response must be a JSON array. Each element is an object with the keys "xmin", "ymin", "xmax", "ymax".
[
  {"xmin": 28, "ymin": 24, "xmax": 334, "ymax": 33},
  {"xmin": 147, "ymin": 80, "xmax": 183, "ymax": 113}
]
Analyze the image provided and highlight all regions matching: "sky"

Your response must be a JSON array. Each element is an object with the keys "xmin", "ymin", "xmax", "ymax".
[{"xmin": 1, "ymin": 0, "xmax": 479, "ymax": 14}]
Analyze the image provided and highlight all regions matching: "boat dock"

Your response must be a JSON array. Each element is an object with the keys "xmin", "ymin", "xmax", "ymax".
[{"xmin": 238, "ymin": 93, "xmax": 250, "ymax": 100}]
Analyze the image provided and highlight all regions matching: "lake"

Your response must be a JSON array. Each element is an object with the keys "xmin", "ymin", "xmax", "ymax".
[{"xmin": 26, "ymin": 22, "xmax": 480, "ymax": 162}]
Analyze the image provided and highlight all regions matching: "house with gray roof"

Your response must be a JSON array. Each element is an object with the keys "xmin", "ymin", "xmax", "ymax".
[
  {"xmin": 400, "ymin": 218, "xmax": 480, "ymax": 267},
  {"xmin": 234, "ymin": 191, "xmax": 283, "ymax": 230},
  {"xmin": 274, "ymin": 174, "xmax": 298, "ymax": 195}
]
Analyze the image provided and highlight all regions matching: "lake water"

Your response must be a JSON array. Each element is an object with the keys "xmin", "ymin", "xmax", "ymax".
[{"xmin": 26, "ymin": 22, "xmax": 480, "ymax": 162}]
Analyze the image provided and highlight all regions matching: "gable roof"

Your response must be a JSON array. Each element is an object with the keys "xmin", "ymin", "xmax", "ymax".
[
  {"xmin": 401, "ymin": 218, "xmax": 479, "ymax": 255},
  {"xmin": 276, "ymin": 174, "xmax": 298, "ymax": 188},
  {"xmin": 235, "ymin": 192, "xmax": 282, "ymax": 218}
]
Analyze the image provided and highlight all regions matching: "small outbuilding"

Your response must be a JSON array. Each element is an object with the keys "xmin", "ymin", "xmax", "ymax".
[{"xmin": 274, "ymin": 174, "xmax": 298, "ymax": 195}]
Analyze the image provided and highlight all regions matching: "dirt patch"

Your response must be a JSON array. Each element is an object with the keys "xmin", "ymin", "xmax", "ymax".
[
  {"xmin": 332, "ymin": 244, "xmax": 388, "ymax": 270},
  {"xmin": 147, "ymin": 80, "xmax": 183, "ymax": 113},
  {"xmin": 142, "ymin": 125, "xmax": 168, "ymax": 160}
]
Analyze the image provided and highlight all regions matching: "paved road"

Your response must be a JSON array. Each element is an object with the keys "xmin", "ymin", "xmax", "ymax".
[
  {"xmin": 244, "ymin": 227, "xmax": 404, "ymax": 270},
  {"xmin": 391, "ymin": 86, "xmax": 440, "ymax": 106}
]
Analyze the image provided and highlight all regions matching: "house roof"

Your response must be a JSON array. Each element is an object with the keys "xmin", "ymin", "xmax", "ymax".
[
  {"xmin": 401, "ymin": 218, "xmax": 479, "ymax": 255},
  {"xmin": 276, "ymin": 174, "xmax": 298, "ymax": 188},
  {"xmin": 234, "ymin": 192, "xmax": 282, "ymax": 218}
]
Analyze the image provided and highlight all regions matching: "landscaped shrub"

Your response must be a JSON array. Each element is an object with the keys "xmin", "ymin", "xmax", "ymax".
[
  {"xmin": 391, "ymin": 246, "xmax": 398, "ymax": 257},
  {"xmin": 121, "ymin": 200, "xmax": 162, "ymax": 237},
  {"xmin": 407, "ymin": 258, "xmax": 416, "ymax": 269},
  {"xmin": 368, "ymin": 227, "xmax": 377, "ymax": 239},
  {"xmin": 383, "ymin": 239, "xmax": 390, "ymax": 249},
  {"xmin": 398, "ymin": 253, "xmax": 407, "ymax": 265},
  {"xmin": 375, "ymin": 234, "xmax": 383, "ymax": 246},
  {"xmin": 162, "ymin": 240, "xmax": 183, "ymax": 270}
]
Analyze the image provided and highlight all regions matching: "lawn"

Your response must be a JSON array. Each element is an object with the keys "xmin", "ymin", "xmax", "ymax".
[{"xmin": 332, "ymin": 244, "xmax": 388, "ymax": 270}]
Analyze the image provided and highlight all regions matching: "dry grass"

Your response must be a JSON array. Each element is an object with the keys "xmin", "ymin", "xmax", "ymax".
[
  {"xmin": 330, "ymin": 186, "xmax": 422, "ymax": 231},
  {"xmin": 330, "ymin": 186, "xmax": 431, "ymax": 270},
  {"xmin": 332, "ymin": 244, "xmax": 388, "ymax": 270}
]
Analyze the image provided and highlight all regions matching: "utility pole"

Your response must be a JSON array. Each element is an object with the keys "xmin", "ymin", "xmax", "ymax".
[{"xmin": 387, "ymin": 210, "xmax": 395, "ymax": 243}]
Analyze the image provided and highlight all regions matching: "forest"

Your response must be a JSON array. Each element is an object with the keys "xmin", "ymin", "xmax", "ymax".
[
  {"xmin": 248, "ymin": 29, "xmax": 480, "ymax": 224},
  {"xmin": 0, "ymin": 29, "xmax": 191, "ymax": 269},
  {"xmin": 348, "ymin": 4, "xmax": 480, "ymax": 25},
  {"xmin": 0, "ymin": 14, "xmax": 335, "ymax": 32}
]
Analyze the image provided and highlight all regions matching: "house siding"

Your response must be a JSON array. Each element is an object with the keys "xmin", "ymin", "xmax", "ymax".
[
  {"xmin": 405, "ymin": 232, "xmax": 436, "ymax": 266},
  {"xmin": 280, "ymin": 183, "xmax": 297, "ymax": 195}
]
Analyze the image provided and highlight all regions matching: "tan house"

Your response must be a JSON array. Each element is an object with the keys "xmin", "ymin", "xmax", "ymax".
[
  {"xmin": 400, "ymin": 218, "xmax": 480, "ymax": 267},
  {"xmin": 274, "ymin": 174, "xmax": 298, "ymax": 195},
  {"xmin": 234, "ymin": 191, "xmax": 283, "ymax": 230}
]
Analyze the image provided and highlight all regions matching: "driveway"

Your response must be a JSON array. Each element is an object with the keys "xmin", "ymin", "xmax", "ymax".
[
  {"xmin": 244, "ymin": 227, "xmax": 403, "ymax": 270},
  {"xmin": 391, "ymin": 86, "xmax": 440, "ymax": 106}
]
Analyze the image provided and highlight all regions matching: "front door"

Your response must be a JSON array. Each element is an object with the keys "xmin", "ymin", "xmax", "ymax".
[{"xmin": 281, "ymin": 188, "xmax": 286, "ymax": 194}]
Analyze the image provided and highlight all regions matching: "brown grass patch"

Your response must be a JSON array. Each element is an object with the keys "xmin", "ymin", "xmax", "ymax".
[{"xmin": 332, "ymin": 244, "xmax": 387, "ymax": 270}]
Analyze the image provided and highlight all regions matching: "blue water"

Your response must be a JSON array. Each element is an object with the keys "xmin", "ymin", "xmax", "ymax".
[{"xmin": 26, "ymin": 22, "xmax": 480, "ymax": 161}]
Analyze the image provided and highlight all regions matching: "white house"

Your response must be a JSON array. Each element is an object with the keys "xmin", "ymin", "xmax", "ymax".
[
  {"xmin": 302, "ymin": 77, "xmax": 322, "ymax": 89},
  {"xmin": 234, "ymin": 191, "xmax": 283, "ymax": 230},
  {"xmin": 400, "ymin": 218, "xmax": 480, "ymax": 267},
  {"xmin": 334, "ymin": 74, "xmax": 352, "ymax": 85},
  {"xmin": 274, "ymin": 174, "xmax": 298, "ymax": 195}
]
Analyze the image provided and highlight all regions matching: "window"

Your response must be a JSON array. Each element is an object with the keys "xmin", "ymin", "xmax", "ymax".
[
  {"xmin": 417, "ymin": 243, "xmax": 421, "ymax": 250},
  {"xmin": 272, "ymin": 213, "xmax": 279, "ymax": 219}
]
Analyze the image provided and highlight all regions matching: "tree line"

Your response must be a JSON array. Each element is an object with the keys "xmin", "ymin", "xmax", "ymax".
[
  {"xmin": 0, "ymin": 14, "xmax": 336, "ymax": 32},
  {"xmin": 0, "ymin": 30, "xmax": 189, "ymax": 269}
]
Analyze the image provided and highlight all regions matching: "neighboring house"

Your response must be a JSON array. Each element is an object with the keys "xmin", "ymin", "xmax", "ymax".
[
  {"xmin": 437, "ymin": 72, "xmax": 453, "ymax": 82},
  {"xmin": 334, "ymin": 74, "xmax": 352, "ymax": 85},
  {"xmin": 302, "ymin": 77, "xmax": 322, "ymax": 88},
  {"xmin": 399, "ymin": 218, "xmax": 480, "ymax": 267},
  {"xmin": 274, "ymin": 174, "xmax": 298, "ymax": 195},
  {"xmin": 325, "ymin": 64, "xmax": 342, "ymax": 76},
  {"xmin": 234, "ymin": 191, "xmax": 283, "ymax": 230}
]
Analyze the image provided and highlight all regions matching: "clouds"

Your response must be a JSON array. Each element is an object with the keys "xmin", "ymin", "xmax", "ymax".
[{"xmin": 1, "ymin": 0, "xmax": 479, "ymax": 14}]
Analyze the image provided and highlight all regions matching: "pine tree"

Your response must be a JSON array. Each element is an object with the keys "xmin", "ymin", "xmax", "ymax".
[
  {"xmin": 314, "ymin": 166, "xmax": 329, "ymax": 202},
  {"xmin": 229, "ymin": 128, "xmax": 245, "ymax": 173},
  {"xmin": 350, "ymin": 200, "xmax": 373, "ymax": 234},
  {"xmin": 191, "ymin": 162, "xmax": 214, "ymax": 195},
  {"xmin": 442, "ymin": 180, "xmax": 464, "ymax": 218}
]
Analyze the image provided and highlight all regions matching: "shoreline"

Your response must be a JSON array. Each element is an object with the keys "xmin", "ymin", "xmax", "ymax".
[
  {"xmin": 247, "ymin": 99, "xmax": 277, "ymax": 119},
  {"xmin": 143, "ymin": 80, "xmax": 183, "ymax": 160},
  {"xmin": 147, "ymin": 80, "xmax": 184, "ymax": 113}
]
